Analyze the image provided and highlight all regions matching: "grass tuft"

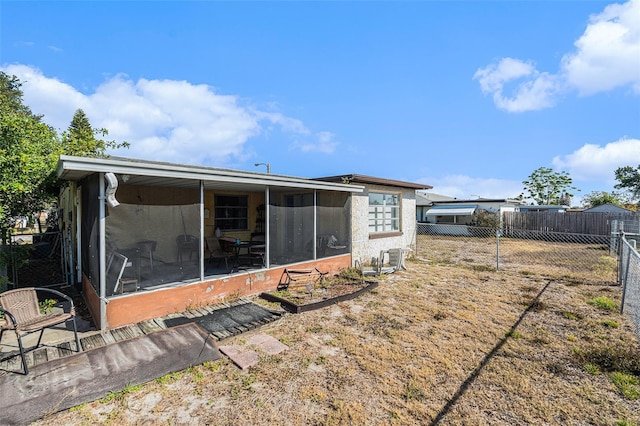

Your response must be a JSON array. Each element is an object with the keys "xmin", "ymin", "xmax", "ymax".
[
  {"xmin": 575, "ymin": 344, "xmax": 640, "ymax": 376},
  {"xmin": 506, "ymin": 330, "xmax": 522, "ymax": 339},
  {"xmin": 602, "ymin": 319, "xmax": 619, "ymax": 328},
  {"xmin": 403, "ymin": 380, "xmax": 426, "ymax": 402},
  {"xmin": 610, "ymin": 372, "xmax": 640, "ymax": 400},
  {"xmin": 584, "ymin": 363, "xmax": 601, "ymax": 375},
  {"xmin": 100, "ymin": 383, "xmax": 142, "ymax": 403},
  {"xmin": 561, "ymin": 311, "xmax": 582, "ymax": 321},
  {"xmin": 588, "ymin": 296, "xmax": 617, "ymax": 311},
  {"xmin": 471, "ymin": 264, "xmax": 496, "ymax": 272}
]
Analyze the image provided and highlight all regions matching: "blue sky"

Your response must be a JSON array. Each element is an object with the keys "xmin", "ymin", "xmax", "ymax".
[{"xmin": 1, "ymin": 1, "xmax": 639, "ymax": 205}]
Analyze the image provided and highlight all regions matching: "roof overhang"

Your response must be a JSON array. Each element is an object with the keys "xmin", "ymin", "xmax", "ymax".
[
  {"xmin": 315, "ymin": 174, "xmax": 431, "ymax": 190},
  {"xmin": 425, "ymin": 205, "xmax": 478, "ymax": 216},
  {"xmin": 57, "ymin": 156, "xmax": 364, "ymax": 193}
]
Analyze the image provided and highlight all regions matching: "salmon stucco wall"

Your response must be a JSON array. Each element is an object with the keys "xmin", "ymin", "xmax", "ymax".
[
  {"xmin": 95, "ymin": 255, "xmax": 350, "ymax": 329},
  {"xmin": 351, "ymin": 185, "xmax": 417, "ymax": 265},
  {"xmin": 82, "ymin": 274, "xmax": 101, "ymax": 327}
]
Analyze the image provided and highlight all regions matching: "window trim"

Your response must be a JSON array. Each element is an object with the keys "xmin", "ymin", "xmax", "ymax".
[
  {"xmin": 367, "ymin": 191, "xmax": 401, "ymax": 234},
  {"xmin": 214, "ymin": 194, "xmax": 249, "ymax": 231}
]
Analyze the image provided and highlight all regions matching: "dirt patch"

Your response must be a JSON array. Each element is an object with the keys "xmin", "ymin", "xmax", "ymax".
[{"xmin": 32, "ymin": 258, "xmax": 640, "ymax": 425}]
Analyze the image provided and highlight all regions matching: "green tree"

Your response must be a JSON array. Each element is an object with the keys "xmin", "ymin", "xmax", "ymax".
[
  {"xmin": 0, "ymin": 72, "xmax": 62, "ymax": 236},
  {"xmin": 0, "ymin": 73, "xmax": 36, "ymax": 118},
  {"xmin": 581, "ymin": 191, "xmax": 624, "ymax": 208},
  {"xmin": 614, "ymin": 165, "xmax": 640, "ymax": 201},
  {"xmin": 521, "ymin": 167, "xmax": 577, "ymax": 205},
  {"xmin": 62, "ymin": 109, "xmax": 128, "ymax": 157}
]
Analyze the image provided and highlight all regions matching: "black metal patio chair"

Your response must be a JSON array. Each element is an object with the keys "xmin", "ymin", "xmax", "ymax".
[{"xmin": 0, "ymin": 287, "xmax": 81, "ymax": 374}]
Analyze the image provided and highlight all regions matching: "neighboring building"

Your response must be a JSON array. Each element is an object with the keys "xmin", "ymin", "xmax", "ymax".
[
  {"xmin": 582, "ymin": 203, "xmax": 633, "ymax": 214},
  {"xmin": 517, "ymin": 205, "xmax": 569, "ymax": 213},
  {"xmin": 56, "ymin": 156, "xmax": 430, "ymax": 329},
  {"xmin": 423, "ymin": 198, "xmax": 522, "ymax": 225},
  {"xmin": 415, "ymin": 191, "xmax": 457, "ymax": 222}
]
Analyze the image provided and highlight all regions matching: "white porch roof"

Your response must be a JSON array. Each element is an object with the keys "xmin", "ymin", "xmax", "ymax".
[{"xmin": 57, "ymin": 155, "xmax": 364, "ymax": 193}]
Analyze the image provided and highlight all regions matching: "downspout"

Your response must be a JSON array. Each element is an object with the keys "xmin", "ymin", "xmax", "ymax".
[{"xmin": 98, "ymin": 173, "xmax": 107, "ymax": 330}]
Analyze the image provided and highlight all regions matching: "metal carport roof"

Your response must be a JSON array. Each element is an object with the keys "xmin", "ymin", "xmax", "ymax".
[{"xmin": 425, "ymin": 205, "xmax": 478, "ymax": 216}]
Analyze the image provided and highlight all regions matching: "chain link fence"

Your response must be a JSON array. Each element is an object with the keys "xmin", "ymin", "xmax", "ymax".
[
  {"xmin": 619, "ymin": 236, "xmax": 640, "ymax": 341},
  {"xmin": 416, "ymin": 223, "xmax": 617, "ymax": 286},
  {"xmin": 1, "ymin": 230, "xmax": 67, "ymax": 290}
]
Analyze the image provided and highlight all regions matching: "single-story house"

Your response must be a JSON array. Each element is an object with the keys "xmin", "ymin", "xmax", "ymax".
[
  {"xmin": 421, "ymin": 198, "xmax": 522, "ymax": 225},
  {"xmin": 517, "ymin": 205, "xmax": 568, "ymax": 213},
  {"xmin": 56, "ymin": 156, "xmax": 430, "ymax": 330},
  {"xmin": 415, "ymin": 191, "xmax": 457, "ymax": 222}
]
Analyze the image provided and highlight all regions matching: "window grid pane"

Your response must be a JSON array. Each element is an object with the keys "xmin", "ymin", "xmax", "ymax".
[
  {"xmin": 214, "ymin": 195, "xmax": 249, "ymax": 231},
  {"xmin": 368, "ymin": 192, "xmax": 400, "ymax": 233}
]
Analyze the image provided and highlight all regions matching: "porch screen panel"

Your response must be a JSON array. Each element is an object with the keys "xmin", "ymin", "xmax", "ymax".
[
  {"xmin": 81, "ymin": 174, "xmax": 101, "ymax": 293},
  {"xmin": 268, "ymin": 190, "xmax": 314, "ymax": 266},
  {"xmin": 104, "ymin": 185, "xmax": 200, "ymax": 297},
  {"xmin": 316, "ymin": 191, "xmax": 350, "ymax": 258}
]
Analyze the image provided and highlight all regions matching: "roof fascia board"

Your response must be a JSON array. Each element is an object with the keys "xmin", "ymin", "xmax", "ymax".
[
  {"xmin": 57, "ymin": 156, "xmax": 363, "ymax": 193},
  {"xmin": 315, "ymin": 173, "xmax": 431, "ymax": 190}
]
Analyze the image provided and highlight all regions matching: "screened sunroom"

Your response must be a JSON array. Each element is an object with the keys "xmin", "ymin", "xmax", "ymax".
[{"xmin": 57, "ymin": 156, "xmax": 361, "ymax": 329}]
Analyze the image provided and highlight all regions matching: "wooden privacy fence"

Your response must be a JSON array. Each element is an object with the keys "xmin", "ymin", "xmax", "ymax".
[{"xmin": 502, "ymin": 211, "xmax": 640, "ymax": 235}]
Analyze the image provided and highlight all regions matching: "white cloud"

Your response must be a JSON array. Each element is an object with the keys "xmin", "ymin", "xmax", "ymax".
[
  {"xmin": 422, "ymin": 175, "xmax": 524, "ymax": 200},
  {"xmin": 552, "ymin": 137, "xmax": 640, "ymax": 183},
  {"xmin": 1, "ymin": 64, "xmax": 333, "ymax": 165},
  {"xmin": 473, "ymin": 58, "xmax": 560, "ymax": 112},
  {"xmin": 291, "ymin": 131, "xmax": 339, "ymax": 154},
  {"xmin": 3, "ymin": 64, "xmax": 87, "ymax": 128},
  {"xmin": 561, "ymin": 0, "xmax": 640, "ymax": 95},
  {"xmin": 475, "ymin": 0, "xmax": 640, "ymax": 112}
]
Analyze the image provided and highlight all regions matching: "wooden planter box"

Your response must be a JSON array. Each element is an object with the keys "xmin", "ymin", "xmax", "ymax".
[{"xmin": 259, "ymin": 280, "xmax": 379, "ymax": 314}]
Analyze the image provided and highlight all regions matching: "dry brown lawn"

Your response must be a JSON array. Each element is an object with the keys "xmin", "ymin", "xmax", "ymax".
[{"xmin": 34, "ymin": 250, "xmax": 640, "ymax": 425}]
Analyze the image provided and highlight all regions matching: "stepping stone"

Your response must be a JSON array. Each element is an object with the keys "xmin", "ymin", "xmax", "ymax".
[
  {"xmin": 247, "ymin": 333, "xmax": 288, "ymax": 355},
  {"xmin": 219, "ymin": 345, "xmax": 259, "ymax": 370}
]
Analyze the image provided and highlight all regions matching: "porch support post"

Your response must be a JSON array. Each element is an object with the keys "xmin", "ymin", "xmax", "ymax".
[
  {"xmin": 99, "ymin": 172, "xmax": 107, "ymax": 329},
  {"xmin": 265, "ymin": 187, "xmax": 270, "ymax": 268},
  {"xmin": 75, "ymin": 185, "xmax": 82, "ymax": 284},
  {"xmin": 199, "ymin": 180, "xmax": 205, "ymax": 281},
  {"xmin": 313, "ymin": 190, "xmax": 317, "ymax": 259}
]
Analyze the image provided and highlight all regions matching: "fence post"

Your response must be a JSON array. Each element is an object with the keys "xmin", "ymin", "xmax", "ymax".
[
  {"xmin": 8, "ymin": 228, "xmax": 18, "ymax": 287},
  {"xmin": 495, "ymin": 229, "xmax": 502, "ymax": 271},
  {"xmin": 619, "ymin": 233, "xmax": 629, "ymax": 314}
]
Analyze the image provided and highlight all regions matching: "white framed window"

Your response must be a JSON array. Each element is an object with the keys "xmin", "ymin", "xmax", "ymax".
[{"xmin": 368, "ymin": 192, "xmax": 400, "ymax": 233}]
